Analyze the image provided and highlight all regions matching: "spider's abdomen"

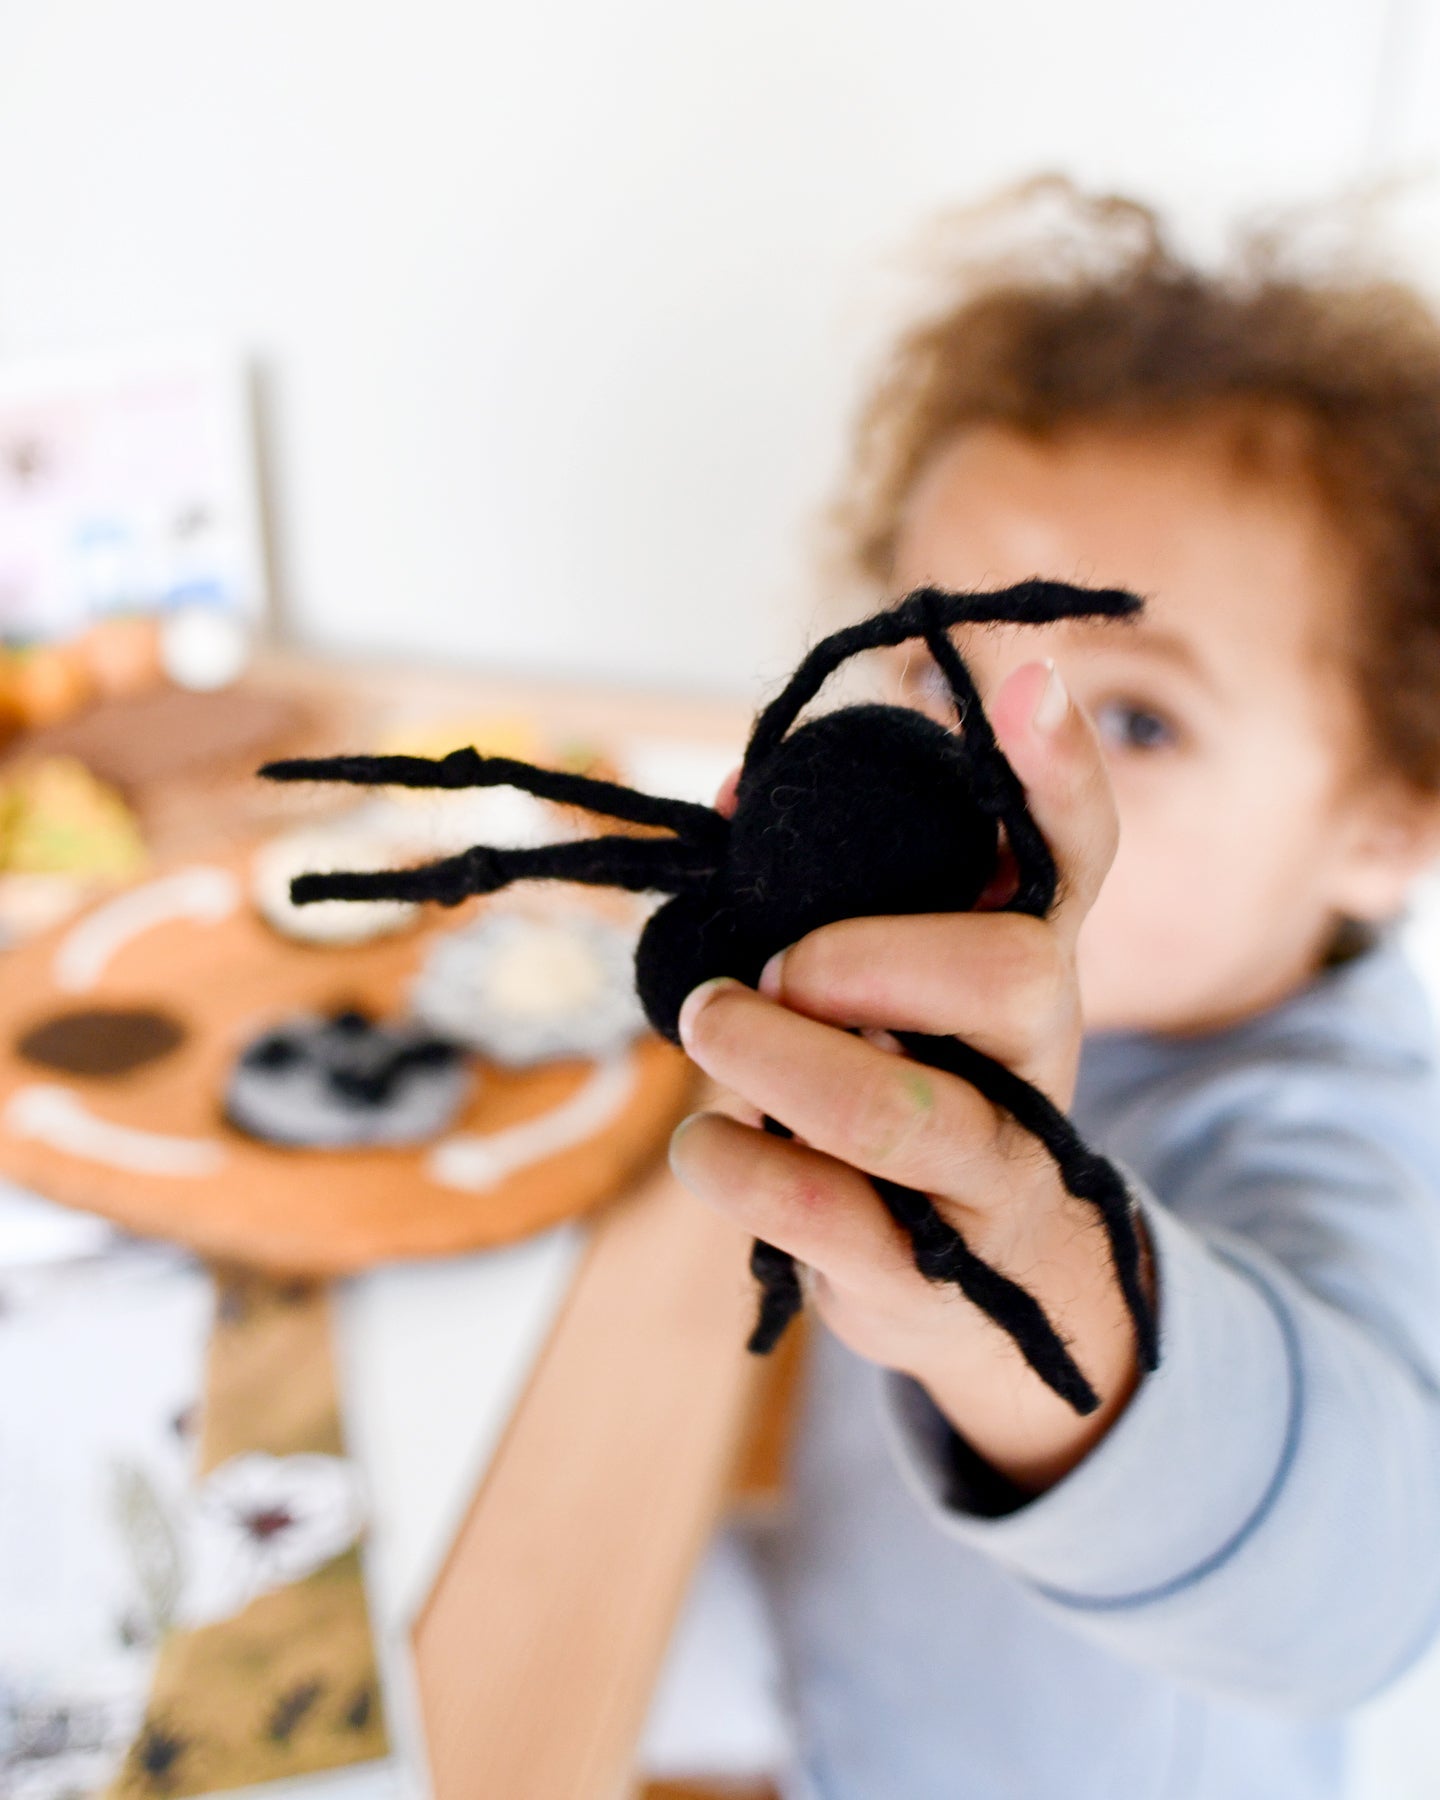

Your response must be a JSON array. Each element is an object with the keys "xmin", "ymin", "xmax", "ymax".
[
  {"xmin": 635, "ymin": 703, "xmax": 997, "ymax": 1041},
  {"xmin": 730, "ymin": 703, "xmax": 997, "ymax": 942}
]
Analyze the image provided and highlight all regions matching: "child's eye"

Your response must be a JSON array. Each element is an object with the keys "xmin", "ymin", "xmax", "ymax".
[{"xmin": 1094, "ymin": 700, "xmax": 1179, "ymax": 753}]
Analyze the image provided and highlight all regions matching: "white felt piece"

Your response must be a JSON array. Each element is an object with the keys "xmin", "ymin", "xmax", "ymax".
[
  {"xmin": 53, "ymin": 866, "xmax": 240, "ymax": 993},
  {"xmin": 3, "ymin": 1086, "xmax": 227, "ymax": 1178},
  {"xmin": 411, "ymin": 913, "xmax": 645, "ymax": 1068},
  {"xmin": 426, "ymin": 1051, "xmax": 637, "ymax": 1190},
  {"xmin": 251, "ymin": 832, "xmax": 420, "ymax": 946},
  {"xmin": 617, "ymin": 736, "xmax": 745, "ymax": 809},
  {"xmin": 380, "ymin": 786, "xmax": 558, "ymax": 856}
]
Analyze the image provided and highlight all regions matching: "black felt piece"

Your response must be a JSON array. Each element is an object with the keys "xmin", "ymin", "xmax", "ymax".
[
  {"xmin": 242, "ymin": 1033, "xmax": 302, "ymax": 1071},
  {"xmin": 259, "ymin": 581, "xmax": 1152, "ymax": 1414}
]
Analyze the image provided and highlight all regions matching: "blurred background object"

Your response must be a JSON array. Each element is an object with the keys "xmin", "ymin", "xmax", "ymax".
[
  {"xmin": 3, "ymin": 0, "xmax": 1440, "ymax": 696},
  {"xmin": 0, "ymin": 346, "xmax": 263, "ymax": 649}
]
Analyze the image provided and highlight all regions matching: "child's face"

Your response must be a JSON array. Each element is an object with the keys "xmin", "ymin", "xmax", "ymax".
[{"xmin": 890, "ymin": 421, "xmax": 1437, "ymax": 1035}]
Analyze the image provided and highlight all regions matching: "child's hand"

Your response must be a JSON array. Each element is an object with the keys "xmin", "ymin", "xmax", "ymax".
[{"xmin": 668, "ymin": 661, "xmax": 1143, "ymax": 1493}]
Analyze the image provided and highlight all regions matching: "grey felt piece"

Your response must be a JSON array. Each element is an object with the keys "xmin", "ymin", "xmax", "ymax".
[{"xmin": 225, "ymin": 1009, "xmax": 470, "ymax": 1148}]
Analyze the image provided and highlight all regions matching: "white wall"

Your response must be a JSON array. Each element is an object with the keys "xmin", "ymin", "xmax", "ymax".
[{"xmin": 0, "ymin": 0, "xmax": 1436, "ymax": 694}]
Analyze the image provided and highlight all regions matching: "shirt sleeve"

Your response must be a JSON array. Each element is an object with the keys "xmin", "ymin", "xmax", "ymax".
[{"xmin": 881, "ymin": 1169, "xmax": 1440, "ymax": 1713}]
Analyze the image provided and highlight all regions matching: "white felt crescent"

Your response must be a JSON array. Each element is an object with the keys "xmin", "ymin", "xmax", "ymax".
[
  {"xmin": 54, "ymin": 866, "xmax": 240, "ymax": 993},
  {"xmin": 3, "ymin": 1085, "xmax": 228, "ymax": 1177},
  {"xmin": 427, "ymin": 1052, "xmax": 639, "ymax": 1192}
]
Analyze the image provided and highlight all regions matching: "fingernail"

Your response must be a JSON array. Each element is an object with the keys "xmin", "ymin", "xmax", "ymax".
[
  {"xmin": 668, "ymin": 1111, "xmax": 704, "ymax": 1175},
  {"xmin": 677, "ymin": 976, "xmax": 739, "ymax": 1050},
  {"xmin": 758, "ymin": 946, "xmax": 790, "ymax": 999},
  {"xmin": 1031, "ymin": 659, "xmax": 1069, "ymax": 734}
]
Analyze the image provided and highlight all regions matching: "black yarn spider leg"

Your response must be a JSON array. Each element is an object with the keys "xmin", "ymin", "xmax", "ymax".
[
  {"xmin": 916, "ymin": 582, "xmax": 1141, "ymax": 635},
  {"xmin": 895, "ymin": 1030, "xmax": 1159, "ymax": 1373},
  {"xmin": 741, "ymin": 1105, "xmax": 1100, "ymax": 1412},
  {"xmin": 289, "ymin": 834, "xmax": 719, "ymax": 908},
  {"xmin": 917, "ymin": 604, "xmax": 1057, "ymax": 919},
  {"xmin": 743, "ymin": 1121, "xmax": 1098, "ymax": 1408},
  {"xmin": 744, "ymin": 582, "xmax": 1138, "ymax": 773},
  {"xmin": 913, "ymin": 600, "xmax": 1157, "ymax": 1370},
  {"xmin": 261, "ymin": 748, "xmax": 728, "ymax": 852},
  {"xmin": 868, "ymin": 1171, "xmax": 1100, "ymax": 1414},
  {"xmin": 746, "ymin": 1116, "xmax": 807, "ymax": 1355}
]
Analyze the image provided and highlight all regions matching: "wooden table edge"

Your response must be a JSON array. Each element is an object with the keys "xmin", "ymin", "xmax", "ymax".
[{"xmin": 412, "ymin": 1163, "xmax": 763, "ymax": 1800}]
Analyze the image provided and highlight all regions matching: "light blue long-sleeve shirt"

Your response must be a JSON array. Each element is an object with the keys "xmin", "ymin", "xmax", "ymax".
[{"xmin": 760, "ymin": 938, "xmax": 1440, "ymax": 1798}]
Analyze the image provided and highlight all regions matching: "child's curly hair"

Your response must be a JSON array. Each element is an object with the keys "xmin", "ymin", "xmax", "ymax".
[{"xmin": 841, "ymin": 176, "xmax": 1440, "ymax": 794}]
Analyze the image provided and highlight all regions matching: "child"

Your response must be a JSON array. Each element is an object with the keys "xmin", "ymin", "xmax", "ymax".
[{"xmin": 667, "ymin": 180, "xmax": 1440, "ymax": 1797}]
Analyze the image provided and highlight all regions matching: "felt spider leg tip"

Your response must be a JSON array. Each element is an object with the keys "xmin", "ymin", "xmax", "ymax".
[
  {"xmin": 289, "ymin": 871, "xmax": 387, "ymax": 906},
  {"xmin": 1067, "ymin": 1151, "xmax": 1161, "ymax": 1372},
  {"xmin": 746, "ymin": 1294, "xmax": 800, "ymax": 1356},
  {"xmin": 745, "ymin": 1238, "xmax": 804, "ymax": 1355},
  {"xmin": 289, "ymin": 858, "xmax": 488, "ymax": 908},
  {"xmin": 1134, "ymin": 1278, "xmax": 1161, "ymax": 1372},
  {"xmin": 256, "ymin": 757, "xmax": 314, "ymax": 782},
  {"xmin": 1113, "ymin": 1220, "xmax": 1161, "ymax": 1371}
]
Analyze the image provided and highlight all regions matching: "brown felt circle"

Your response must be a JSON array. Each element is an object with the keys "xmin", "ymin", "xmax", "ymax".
[{"xmin": 17, "ymin": 1007, "xmax": 188, "ymax": 1077}]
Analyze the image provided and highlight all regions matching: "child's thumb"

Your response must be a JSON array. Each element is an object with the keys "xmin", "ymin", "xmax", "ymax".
[{"xmin": 986, "ymin": 660, "xmax": 1119, "ymax": 946}]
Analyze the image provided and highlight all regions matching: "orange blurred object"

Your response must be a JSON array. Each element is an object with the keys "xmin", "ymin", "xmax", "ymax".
[
  {"xmin": 0, "ymin": 643, "xmax": 95, "ymax": 729},
  {"xmin": 76, "ymin": 614, "xmax": 165, "ymax": 699}
]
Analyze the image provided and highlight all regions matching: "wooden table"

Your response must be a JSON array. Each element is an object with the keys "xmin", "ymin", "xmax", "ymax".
[{"xmin": 150, "ymin": 651, "xmax": 773, "ymax": 1798}]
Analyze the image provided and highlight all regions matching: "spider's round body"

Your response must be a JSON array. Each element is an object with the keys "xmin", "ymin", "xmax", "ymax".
[{"xmin": 634, "ymin": 703, "xmax": 999, "ymax": 1041}]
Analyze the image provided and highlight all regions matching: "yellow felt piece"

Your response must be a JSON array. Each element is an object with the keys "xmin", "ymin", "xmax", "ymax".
[{"xmin": 0, "ymin": 757, "xmax": 148, "ymax": 878}]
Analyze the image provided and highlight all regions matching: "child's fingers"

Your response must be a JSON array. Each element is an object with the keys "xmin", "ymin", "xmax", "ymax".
[
  {"xmin": 679, "ymin": 979, "xmax": 1010, "ymax": 1207},
  {"xmin": 668, "ymin": 1111, "xmax": 918, "ymax": 1298},
  {"xmin": 985, "ymin": 660, "xmax": 1119, "ymax": 947},
  {"xmin": 760, "ymin": 911, "xmax": 1075, "ymax": 1093}
]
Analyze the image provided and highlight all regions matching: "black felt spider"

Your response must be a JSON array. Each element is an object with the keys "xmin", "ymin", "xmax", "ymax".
[{"xmin": 261, "ymin": 582, "xmax": 1158, "ymax": 1414}]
